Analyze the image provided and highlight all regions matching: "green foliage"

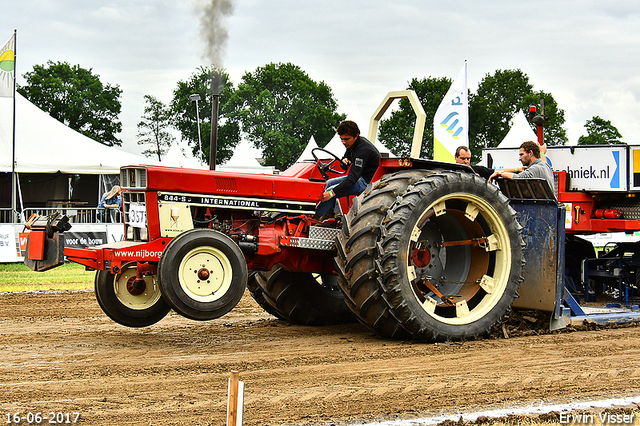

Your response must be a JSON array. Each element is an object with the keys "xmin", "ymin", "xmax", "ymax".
[
  {"xmin": 378, "ymin": 76, "xmax": 452, "ymax": 158},
  {"xmin": 18, "ymin": 61, "xmax": 123, "ymax": 146},
  {"xmin": 469, "ymin": 69, "xmax": 567, "ymax": 161},
  {"xmin": 578, "ymin": 116, "xmax": 623, "ymax": 145},
  {"xmin": 137, "ymin": 95, "xmax": 175, "ymax": 161},
  {"xmin": 229, "ymin": 62, "xmax": 345, "ymax": 171},
  {"xmin": 377, "ymin": 69, "xmax": 566, "ymax": 163},
  {"xmin": 469, "ymin": 69, "xmax": 533, "ymax": 156},
  {"xmin": 171, "ymin": 66, "xmax": 240, "ymax": 165}
]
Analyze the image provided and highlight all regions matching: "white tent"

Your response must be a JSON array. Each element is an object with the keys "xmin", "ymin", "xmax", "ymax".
[
  {"xmin": 0, "ymin": 93, "xmax": 158, "ymax": 174},
  {"xmin": 345, "ymin": 103, "xmax": 369, "ymax": 137},
  {"xmin": 322, "ymin": 133, "xmax": 346, "ymax": 157},
  {"xmin": 218, "ymin": 139, "xmax": 275, "ymax": 173},
  {"xmin": 163, "ymin": 139, "xmax": 206, "ymax": 169},
  {"xmin": 295, "ymin": 136, "xmax": 319, "ymax": 163},
  {"xmin": 312, "ymin": 103, "xmax": 395, "ymax": 159},
  {"xmin": 498, "ymin": 110, "xmax": 538, "ymax": 148},
  {"xmin": 322, "ymin": 130, "xmax": 395, "ymax": 158}
]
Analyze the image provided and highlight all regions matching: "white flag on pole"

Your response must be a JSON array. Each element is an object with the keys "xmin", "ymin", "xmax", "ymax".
[
  {"xmin": 0, "ymin": 34, "xmax": 15, "ymax": 98},
  {"xmin": 433, "ymin": 62, "xmax": 468, "ymax": 162}
]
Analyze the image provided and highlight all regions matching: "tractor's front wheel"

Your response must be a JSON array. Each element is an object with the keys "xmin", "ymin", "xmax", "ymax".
[
  {"xmin": 94, "ymin": 261, "xmax": 170, "ymax": 327},
  {"xmin": 158, "ymin": 229, "xmax": 247, "ymax": 321}
]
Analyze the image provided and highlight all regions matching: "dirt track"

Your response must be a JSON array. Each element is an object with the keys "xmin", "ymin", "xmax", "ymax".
[{"xmin": 2, "ymin": 291, "xmax": 640, "ymax": 426}]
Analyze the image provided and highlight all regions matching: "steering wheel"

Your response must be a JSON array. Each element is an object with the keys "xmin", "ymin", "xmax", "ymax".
[{"xmin": 311, "ymin": 147, "xmax": 347, "ymax": 180}]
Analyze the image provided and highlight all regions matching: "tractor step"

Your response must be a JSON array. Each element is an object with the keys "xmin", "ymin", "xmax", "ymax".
[{"xmin": 280, "ymin": 226, "xmax": 341, "ymax": 251}]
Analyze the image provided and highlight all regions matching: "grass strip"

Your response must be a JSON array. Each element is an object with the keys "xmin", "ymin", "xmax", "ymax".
[{"xmin": 0, "ymin": 262, "xmax": 94, "ymax": 292}]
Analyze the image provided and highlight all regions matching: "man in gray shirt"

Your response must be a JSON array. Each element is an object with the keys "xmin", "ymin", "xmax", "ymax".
[{"xmin": 490, "ymin": 141, "xmax": 554, "ymax": 190}]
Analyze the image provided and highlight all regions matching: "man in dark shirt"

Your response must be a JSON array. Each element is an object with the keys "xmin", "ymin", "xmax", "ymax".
[
  {"xmin": 316, "ymin": 120, "xmax": 381, "ymax": 219},
  {"xmin": 455, "ymin": 145, "xmax": 493, "ymax": 180}
]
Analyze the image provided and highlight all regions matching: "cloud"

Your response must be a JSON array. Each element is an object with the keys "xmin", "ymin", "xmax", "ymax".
[{"xmin": 7, "ymin": 0, "xmax": 640, "ymax": 153}]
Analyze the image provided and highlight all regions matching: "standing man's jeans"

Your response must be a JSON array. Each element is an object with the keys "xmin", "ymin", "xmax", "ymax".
[{"xmin": 316, "ymin": 177, "xmax": 367, "ymax": 217}]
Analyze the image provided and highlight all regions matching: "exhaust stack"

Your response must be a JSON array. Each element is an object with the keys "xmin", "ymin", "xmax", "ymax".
[{"xmin": 209, "ymin": 69, "xmax": 224, "ymax": 170}]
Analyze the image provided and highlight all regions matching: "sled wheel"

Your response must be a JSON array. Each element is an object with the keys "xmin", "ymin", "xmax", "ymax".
[
  {"xmin": 336, "ymin": 170, "xmax": 524, "ymax": 342},
  {"xmin": 94, "ymin": 261, "xmax": 170, "ymax": 327},
  {"xmin": 564, "ymin": 235, "xmax": 596, "ymax": 291},
  {"xmin": 252, "ymin": 265, "xmax": 356, "ymax": 325},
  {"xmin": 247, "ymin": 271, "xmax": 287, "ymax": 320},
  {"xmin": 158, "ymin": 229, "xmax": 247, "ymax": 321}
]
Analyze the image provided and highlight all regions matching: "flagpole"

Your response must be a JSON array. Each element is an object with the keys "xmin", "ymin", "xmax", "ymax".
[{"xmin": 10, "ymin": 29, "xmax": 17, "ymax": 223}]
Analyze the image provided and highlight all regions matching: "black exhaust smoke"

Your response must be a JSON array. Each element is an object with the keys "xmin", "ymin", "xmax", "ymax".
[{"xmin": 194, "ymin": 0, "xmax": 234, "ymax": 170}]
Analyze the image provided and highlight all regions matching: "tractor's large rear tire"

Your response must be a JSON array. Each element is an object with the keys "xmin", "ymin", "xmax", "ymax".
[
  {"xmin": 95, "ymin": 261, "xmax": 170, "ymax": 327},
  {"xmin": 251, "ymin": 265, "xmax": 356, "ymax": 325},
  {"xmin": 246, "ymin": 271, "xmax": 287, "ymax": 320},
  {"xmin": 335, "ymin": 170, "xmax": 524, "ymax": 342},
  {"xmin": 158, "ymin": 229, "xmax": 247, "ymax": 321}
]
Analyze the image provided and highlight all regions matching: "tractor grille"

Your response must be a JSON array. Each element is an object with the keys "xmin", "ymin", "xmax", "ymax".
[
  {"xmin": 122, "ymin": 191, "xmax": 146, "ymax": 225},
  {"xmin": 215, "ymin": 176, "xmax": 238, "ymax": 192},
  {"xmin": 122, "ymin": 191, "xmax": 147, "ymax": 241},
  {"xmin": 120, "ymin": 167, "xmax": 147, "ymax": 189}
]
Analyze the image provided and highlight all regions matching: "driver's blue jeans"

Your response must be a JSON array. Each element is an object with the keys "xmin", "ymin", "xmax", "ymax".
[{"xmin": 316, "ymin": 177, "xmax": 367, "ymax": 217}]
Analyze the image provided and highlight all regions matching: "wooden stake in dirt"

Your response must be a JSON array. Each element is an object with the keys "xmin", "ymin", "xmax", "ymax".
[{"xmin": 226, "ymin": 370, "xmax": 244, "ymax": 426}]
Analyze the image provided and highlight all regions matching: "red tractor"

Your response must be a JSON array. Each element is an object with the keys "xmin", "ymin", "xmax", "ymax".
[{"xmin": 24, "ymin": 91, "xmax": 528, "ymax": 342}]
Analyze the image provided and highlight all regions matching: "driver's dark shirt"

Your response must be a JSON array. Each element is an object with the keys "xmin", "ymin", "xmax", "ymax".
[{"xmin": 332, "ymin": 136, "xmax": 381, "ymax": 197}]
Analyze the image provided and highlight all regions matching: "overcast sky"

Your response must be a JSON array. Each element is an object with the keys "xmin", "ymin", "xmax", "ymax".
[{"xmin": 6, "ymin": 0, "xmax": 640, "ymax": 156}]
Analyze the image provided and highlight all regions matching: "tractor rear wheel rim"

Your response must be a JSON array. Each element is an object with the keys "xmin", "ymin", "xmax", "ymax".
[{"xmin": 407, "ymin": 193, "xmax": 512, "ymax": 325}]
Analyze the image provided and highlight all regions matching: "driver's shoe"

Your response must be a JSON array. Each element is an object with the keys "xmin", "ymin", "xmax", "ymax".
[{"xmin": 319, "ymin": 211, "xmax": 335, "ymax": 221}]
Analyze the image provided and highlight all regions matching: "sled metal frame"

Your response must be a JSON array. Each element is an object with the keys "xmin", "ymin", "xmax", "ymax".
[{"xmin": 499, "ymin": 178, "xmax": 640, "ymax": 329}]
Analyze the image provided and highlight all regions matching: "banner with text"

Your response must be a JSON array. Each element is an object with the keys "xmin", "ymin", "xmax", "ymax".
[
  {"xmin": 434, "ymin": 62, "xmax": 468, "ymax": 162},
  {"xmin": 2, "ymin": 224, "xmax": 125, "ymax": 263}
]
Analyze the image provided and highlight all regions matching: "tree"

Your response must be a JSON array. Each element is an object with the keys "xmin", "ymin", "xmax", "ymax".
[
  {"xmin": 136, "ymin": 95, "xmax": 175, "ymax": 161},
  {"xmin": 577, "ymin": 116, "xmax": 623, "ymax": 145},
  {"xmin": 18, "ymin": 61, "xmax": 123, "ymax": 146},
  {"xmin": 469, "ymin": 69, "xmax": 567, "ymax": 161},
  {"xmin": 171, "ymin": 66, "xmax": 240, "ymax": 166},
  {"xmin": 229, "ymin": 62, "xmax": 345, "ymax": 171},
  {"xmin": 378, "ymin": 76, "xmax": 452, "ymax": 158}
]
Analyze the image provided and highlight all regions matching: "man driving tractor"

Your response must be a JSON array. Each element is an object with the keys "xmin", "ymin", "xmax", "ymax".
[{"xmin": 315, "ymin": 120, "xmax": 381, "ymax": 220}]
